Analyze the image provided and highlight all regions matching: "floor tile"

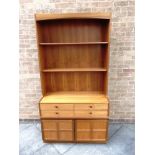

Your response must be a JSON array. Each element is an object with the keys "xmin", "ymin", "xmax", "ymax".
[
  {"xmin": 19, "ymin": 123, "xmax": 135, "ymax": 155},
  {"xmin": 53, "ymin": 143, "xmax": 75, "ymax": 154}
]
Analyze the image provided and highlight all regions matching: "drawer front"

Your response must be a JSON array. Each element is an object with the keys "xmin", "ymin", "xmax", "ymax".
[
  {"xmin": 91, "ymin": 111, "xmax": 108, "ymax": 117},
  {"xmin": 75, "ymin": 111, "xmax": 92, "ymax": 117},
  {"xmin": 40, "ymin": 104, "xmax": 73, "ymax": 110},
  {"xmin": 41, "ymin": 111, "xmax": 59, "ymax": 118},
  {"xmin": 41, "ymin": 111, "xmax": 74, "ymax": 118},
  {"xmin": 58, "ymin": 111, "xmax": 74, "ymax": 118},
  {"xmin": 74, "ymin": 104, "xmax": 94, "ymax": 110},
  {"xmin": 94, "ymin": 104, "xmax": 108, "ymax": 110},
  {"xmin": 74, "ymin": 104, "xmax": 108, "ymax": 110},
  {"xmin": 74, "ymin": 110, "xmax": 108, "ymax": 118}
]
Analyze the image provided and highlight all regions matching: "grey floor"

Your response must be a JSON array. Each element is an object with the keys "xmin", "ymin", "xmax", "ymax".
[{"xmin": 19, "ymin": 121, "xmax": 135, "ymax": 155}]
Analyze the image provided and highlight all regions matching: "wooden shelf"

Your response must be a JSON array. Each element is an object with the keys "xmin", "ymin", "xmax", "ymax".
[
  {"xmin": 42, "ymin": 68, "xmax": 107, "ymax": 72},
  {"xmin": 40, "ymin": 42, "xmax": 108, "ymax": 45},
  {"xmin": 40, "ymin": 91, "xmax": 109, "ymax": 104}
]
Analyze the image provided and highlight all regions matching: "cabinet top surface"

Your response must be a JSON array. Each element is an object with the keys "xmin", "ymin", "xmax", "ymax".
[
  {"xmin": 35, "ymin": 13, "xmax": 111, "ymax": 21},
  {"xmin": 40, "ymin": 91, "xmax": 109, "ymax": 104}
]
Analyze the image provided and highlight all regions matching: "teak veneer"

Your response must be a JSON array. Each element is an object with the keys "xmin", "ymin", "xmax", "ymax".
[{"xmin": 35, "ymin": 13, "xmax": 111, "ymax": 143}]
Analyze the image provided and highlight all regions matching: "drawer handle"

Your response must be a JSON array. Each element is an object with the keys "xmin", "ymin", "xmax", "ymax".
[
  {"xmin": 89, "ymin": 112, "xmax": 92, "ymax": 115},
  {"xmin": 55, "ymin": 112, "xmax": 59, "ymax": 115},
  {"xmin": 89, "ymin": 106, "xmax": 93, "ymax": 108},
  {"xmin": 55, "ymin": 106, "xmax": 58, "ymax": 108}
]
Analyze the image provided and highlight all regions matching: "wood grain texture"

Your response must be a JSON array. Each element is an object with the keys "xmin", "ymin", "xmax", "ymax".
[
  {"xmin": 36, "ymin": 13, "xmax": 111, "ymax": 143},
  {"xmin": 40, "ymin": 42, "xmax": 108, "ymax": 45},
  {"xmin": 35, "ymin": 13, "xmax": 111, "ymax": 21},
  {"xmin": 42, "ymin": 68, "xmax": 107, "ymax": 72},
  {"xmin": 44, "ymin": 72, "xmax": 106, "ymax": 93},
  {"xmin": 37, "ymin": 19, "xmax": 109, "ymax": 43},
  {"xmin": 76, "ymin": 120, "xmax": 107, "ymax": 141},
  {"xmin": 40, "ymin": 91, "xmax": 109, "ymax": 104},
  {"xmin": 41, "ymin": 45, "xmax": 108, "ymax": 69},
  {"xmin": 42, "ymin": 120, "xmax": 73, "ymax": 141}
]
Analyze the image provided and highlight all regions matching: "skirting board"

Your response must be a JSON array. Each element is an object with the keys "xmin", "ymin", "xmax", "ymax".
[{"xmin": 19, "ymin": 118, "xmax": 135, "ymax": 124}]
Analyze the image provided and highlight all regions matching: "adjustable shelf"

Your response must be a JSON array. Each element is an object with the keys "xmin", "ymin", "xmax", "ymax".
[
  {"xmin": 39, "ymin": 42, "xmax": 108, "ymax": 45},
  {"xmin": 42, "ymin": 68, "xmax": 107, "ymax": 72}
]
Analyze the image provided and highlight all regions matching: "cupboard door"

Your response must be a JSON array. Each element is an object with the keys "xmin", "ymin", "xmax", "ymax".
[
  {"xmin": 42, "ymin": 120, "xmax": 74, "ymax": 141},
  {"xmin": 75, "ymin": 120, "xmax": 108, "ymax": 142}
]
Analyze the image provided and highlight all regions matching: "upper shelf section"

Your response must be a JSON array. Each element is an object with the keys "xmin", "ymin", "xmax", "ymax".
[
  {"xmin": 39, "ymin": 42, "xmax": 108, "ymax": 45},
  {"xmin": 35, "ymin": 13, "xmax": 111, "ymax": 21},
  {"xmin": 36, "ymin": 18, "xmax": 110, "ymax": 43}
]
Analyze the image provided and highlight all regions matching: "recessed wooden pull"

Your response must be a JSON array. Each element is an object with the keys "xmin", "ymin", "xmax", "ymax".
[
  {"xmin": 89, "ymin": 106, "xmax": 93, "ymax": 108},
  {"xmin": 55, "ymin": 106, "xmax": 58, "ymax": 108},
  {"xmin": 55, "ymin": 112, "xmax": 59, "ymax": 114},
  {"xmin": 89, "ymin": 112, "xmax": 92, "ymax": 114}
]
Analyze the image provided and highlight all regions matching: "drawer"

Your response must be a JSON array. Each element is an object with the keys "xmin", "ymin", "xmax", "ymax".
[
  {"xmin": 40, "ymin": 104, "xmax": 73, "ymax": 110},
  {"xmin": 74, "ymin": 110, "xmax": 108, "ymax": 118},
  {"xmin": 74, "ymin": 104, "xmax": 108, "ymax": 110},
  {"xmin": 74, "ymin": 104, "xmax": 94, "ymax": 110},
  {"xmin": 91, "ymin": 111, "xmax": 108, "ymax": 117},
  {"xmin": 94, "ymin": 104, "xmax": 108, "ymax": 110},
  {"xmin": 41, "ymin": 111, "xmax": 74, "ymax": 118}
]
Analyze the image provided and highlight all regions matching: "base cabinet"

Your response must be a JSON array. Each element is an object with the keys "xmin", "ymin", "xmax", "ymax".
[{"xmin": 41, "ymin": 119, "xmax": 108, "ymax": 142}]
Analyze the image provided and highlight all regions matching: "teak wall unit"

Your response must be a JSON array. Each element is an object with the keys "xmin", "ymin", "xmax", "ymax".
[{"xmin": 35, "ymin": 13, "xmax": 111, "ymax": 143}]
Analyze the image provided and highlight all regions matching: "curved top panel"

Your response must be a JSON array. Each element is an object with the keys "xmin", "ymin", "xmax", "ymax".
[{"xmin": 35, "ymin": 13, "xmax": 111, "ymax": 21}]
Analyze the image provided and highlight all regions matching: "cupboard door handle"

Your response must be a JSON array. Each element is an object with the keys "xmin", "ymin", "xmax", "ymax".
[
  {"xmin": 89, "ymin": 106, "xmax": 93, "ymax": 108},
  {"xmin": 55, "ymin": 112, "xmax": 59, "ymax": 115},
  {"xmin": 55, "ymin": 106, "xmax": 58, "ymax": 108},
  {"xmin": 89, "ymin": 112, "xmax": 92, "ymax": 115}
]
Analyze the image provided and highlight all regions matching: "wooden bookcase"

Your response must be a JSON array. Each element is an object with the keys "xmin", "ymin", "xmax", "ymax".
[{"xmin": 35, "ymin": 13, "xmax": 111, "ymax": 143}]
